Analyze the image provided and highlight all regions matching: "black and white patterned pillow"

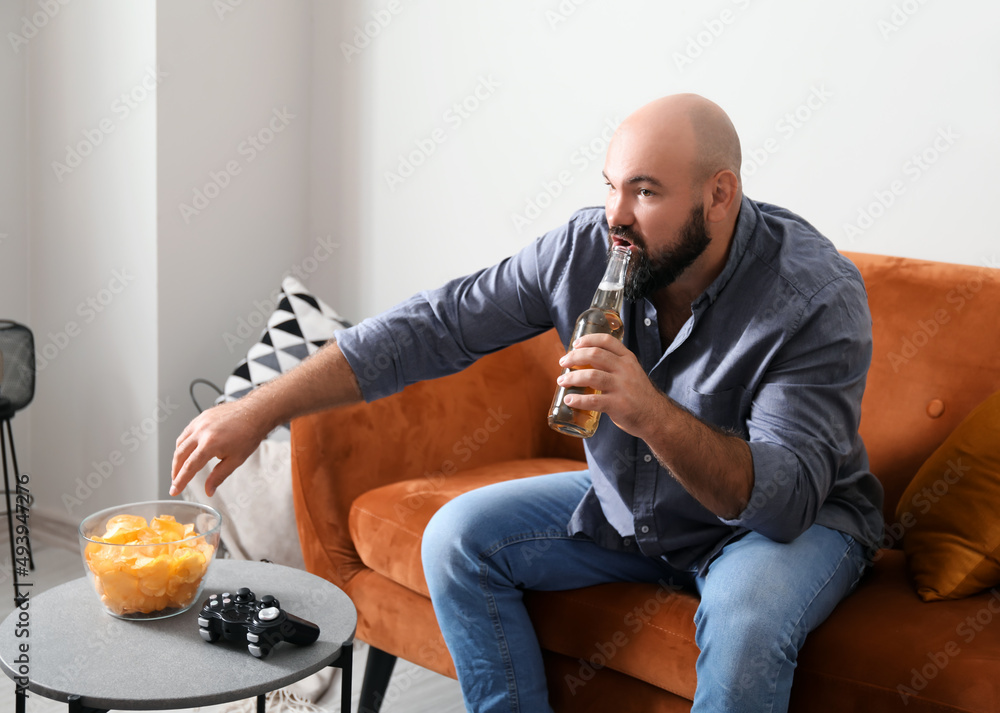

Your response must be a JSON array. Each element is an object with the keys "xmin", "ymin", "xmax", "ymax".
[{"xmin": 217, "ymin": 276, "xmax": 350, "ymax": 439}]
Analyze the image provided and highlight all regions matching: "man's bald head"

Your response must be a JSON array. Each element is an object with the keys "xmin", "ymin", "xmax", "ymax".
[
  {"xmin": 617, "ymin": 93, "xmax": 742, "ymax": 190},
  {"xmin": 603, "ymin": 94, "xmax": 745, "ymax": 300}
]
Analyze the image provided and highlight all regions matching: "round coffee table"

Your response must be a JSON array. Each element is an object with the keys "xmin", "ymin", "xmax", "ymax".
[{"xmin": 0, "ymin": 559, "xmax": 356, "ymax": 713}]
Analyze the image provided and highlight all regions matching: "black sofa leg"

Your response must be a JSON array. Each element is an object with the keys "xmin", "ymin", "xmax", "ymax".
[{"xmin": 358, "ymin": 646, "xmax": 398, "ymax": 713}]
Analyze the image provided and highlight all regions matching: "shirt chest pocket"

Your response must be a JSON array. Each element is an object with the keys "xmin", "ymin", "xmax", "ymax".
[{"xmin": 683, "ymin": 386, "xmax": 750, "ymax": 438}]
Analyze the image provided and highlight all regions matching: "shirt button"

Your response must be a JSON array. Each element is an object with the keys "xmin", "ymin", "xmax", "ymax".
[
  {"xmin": 640, "ymin": 525, "xmax": 650, "ymax": 534},
  {"xmin": 644, "ymin": 318, "xmax": 652, "ymax": 326},
  {"xmin": 622, "ymin": 538, "xmax": 632, "ymax": 547},
  {"xmin": 643, "ymin": 454, "xmax": 652, "ymax": 463}
]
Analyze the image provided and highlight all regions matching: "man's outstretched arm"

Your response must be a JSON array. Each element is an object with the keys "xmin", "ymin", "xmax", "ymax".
[{"xmin": 170, "ymin": 341, "xmax": 363, "ymax": 497}]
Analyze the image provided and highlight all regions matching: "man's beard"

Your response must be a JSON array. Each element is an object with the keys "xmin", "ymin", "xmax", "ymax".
[{"xmin": 610, "ymin": 205, "xmax": 712, "ymax": 302}]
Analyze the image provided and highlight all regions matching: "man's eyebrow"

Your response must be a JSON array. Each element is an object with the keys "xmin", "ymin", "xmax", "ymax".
[
  {"xmin": 626, "ymin": 174, "xmax": 663, "ymax": 187},
  {"xmin": 601, "ymin": 171, "xmax": 663, "ymax": 187}
]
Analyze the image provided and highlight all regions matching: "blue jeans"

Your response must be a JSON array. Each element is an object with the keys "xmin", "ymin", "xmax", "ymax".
[{"xmin": 421, "ymin": 470, "xmax": 869, "ymax": 713}]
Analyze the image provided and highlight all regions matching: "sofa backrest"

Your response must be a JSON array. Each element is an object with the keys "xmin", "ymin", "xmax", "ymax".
[{"xmin": 844, "ymin": 252, "xmax": 1000, "ymax": 526}]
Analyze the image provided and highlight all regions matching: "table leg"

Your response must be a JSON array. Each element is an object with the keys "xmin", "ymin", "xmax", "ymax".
[
  {"xmin": 257, "ymin": 692, "xmax": 266, "ymax": 713},
  {"xmin": 67, "ymin": 694, "xmax": 109, "ymax": 713},
  {"xmin": 330, "ymin": 641, "xmax": 354, "ymax": 713}
]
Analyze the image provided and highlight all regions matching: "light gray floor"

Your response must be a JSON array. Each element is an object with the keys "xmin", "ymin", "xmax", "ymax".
[{"xmin": 0, "ymin": 535, "xmax": 465, "ymax": 713}]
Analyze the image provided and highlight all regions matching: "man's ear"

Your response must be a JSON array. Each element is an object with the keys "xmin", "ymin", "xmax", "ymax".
[{"xmin": 704, "ymin": 169, "xmax": 739, "ymax": 223}]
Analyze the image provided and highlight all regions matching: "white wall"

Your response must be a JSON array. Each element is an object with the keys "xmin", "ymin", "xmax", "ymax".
[
  {"xmin": 24, "ymin": 0, "xmax": 158, "ymax": 523},
  {"xmin": 0, "ymin": 1, "xmax": 31, "ymax": 476},
  {"xmin": 325, "ymin": 0, "xmax": 999, "ymax": 319},
  {"xmin": 5, "ymin": 0, "xmax": 317, "ymax": 527},
  {"xmin": 308, "ymin": 1, "xmax": 366, "ymax": 322},
  {"xmin": 0, "ymin": 1, "xmax": 28, "ymax": 322},
  {"xmin": 156, "ymin": 0, "xmax": 313, "ymax": 499}
]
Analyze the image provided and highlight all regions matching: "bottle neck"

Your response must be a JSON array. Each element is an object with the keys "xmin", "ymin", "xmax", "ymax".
[{"xmin": 591, "ymin": 246, "xmax": 631, "ymax": 312}]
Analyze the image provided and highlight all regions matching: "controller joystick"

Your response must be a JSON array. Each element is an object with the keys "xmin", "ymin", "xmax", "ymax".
[
  {"xmin": 197, "ymin": 588, "xmax": 320, "ymax": 659},
  {"xmin": 246, "ymin": 604, "xmax": 320, "ymax": 659}
]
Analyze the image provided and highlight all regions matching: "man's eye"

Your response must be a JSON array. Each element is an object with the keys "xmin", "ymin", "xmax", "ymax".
[{"xmin": 638, "ymin": 188, "xmax": 653, "ymax": 197}]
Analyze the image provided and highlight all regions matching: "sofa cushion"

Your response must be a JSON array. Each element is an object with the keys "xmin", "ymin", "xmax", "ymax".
[
  {"xmin": 792, "ymin": 549, "xmax": 1000, "ymax": 713},
  {"xmin": 349, "ymin": 458, "xmax": 587, "ymax": 597},
  {"xmin": 527, "ymin": 582, "xmax": 701, "ymax": 702},
  {"xmin": 894, "ymin": 388, "xmax": 1000, "ymax": 601},
  {"xmin": 543, "ymin": 649, "xmax": 694, "ymax": 713}
]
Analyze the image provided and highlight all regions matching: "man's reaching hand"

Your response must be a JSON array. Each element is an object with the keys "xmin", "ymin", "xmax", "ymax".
[
  {"xmin": 170, "ymin": 399, "xmax": 274, "ymax": 497},
  {"xmin": 168, "ymin": 341, "xmax": 364, "ymax": 498}
]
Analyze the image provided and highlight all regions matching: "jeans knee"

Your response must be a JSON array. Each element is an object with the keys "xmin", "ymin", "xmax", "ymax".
[
  {"xmin": 421, "ymin": 495, "xmax": 489, "ymax": 592},
  {"xmin": 695, "ymin": 600, "xmax": 793, "ymax": 709},
  {"xmin": 696, "ymin": 593, "xmax": 790, "ymax": 665}
]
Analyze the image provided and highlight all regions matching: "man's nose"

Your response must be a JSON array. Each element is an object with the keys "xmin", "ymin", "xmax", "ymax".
[{"xmin": 605, "ymin": 191, "xmax": 633, "ymax": 229}]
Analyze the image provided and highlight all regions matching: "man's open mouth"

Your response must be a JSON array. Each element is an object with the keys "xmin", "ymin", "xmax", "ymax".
[{"xmin": 610, "ymin": 232, "xmax": 640, "ymax": 253}]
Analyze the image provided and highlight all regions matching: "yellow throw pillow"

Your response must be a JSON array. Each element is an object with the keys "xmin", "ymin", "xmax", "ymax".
[{"xmin": 896, "ymin": 389, "xmax": 1000, "ymax": 601}]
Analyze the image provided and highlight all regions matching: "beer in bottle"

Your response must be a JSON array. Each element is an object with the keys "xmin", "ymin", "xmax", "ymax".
[{"xmin": 547, "ymin": 245, "xmax": 631, "ymax": 438}]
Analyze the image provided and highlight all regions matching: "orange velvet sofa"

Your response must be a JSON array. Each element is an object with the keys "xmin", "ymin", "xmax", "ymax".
[{"xmin": 290, "ymin": 252, "xmax": 1000, "ymax": 712}]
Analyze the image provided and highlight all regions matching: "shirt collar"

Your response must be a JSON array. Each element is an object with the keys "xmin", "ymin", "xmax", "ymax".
[{"xmin": 693, "ymin": 194, "xmax": 757, "ymax": 309}]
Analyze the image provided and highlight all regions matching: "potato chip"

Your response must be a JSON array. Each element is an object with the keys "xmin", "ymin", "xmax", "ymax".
[
  {"xmin": 172, "ymin": 547, "xmax": 208, "ymax": 583},
  {"xmin": 135, "ymin": 555, "xmax": 172, "ymax": 597},
  {"xmin": 105, "ymin": 514, "xmax": 147, "ymax": 533},
  {"xmin": 84, "ymin": 513, "xmax": 215, "ymax": 615},
  {"xmin": 151, "ymin": 515, "xmax": 185, "ymax": 542}
]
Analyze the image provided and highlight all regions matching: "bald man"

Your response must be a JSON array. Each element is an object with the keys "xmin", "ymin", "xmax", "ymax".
[{"xmin": 171, "ymin": 94, "xmax": 882, "ymax": 712}]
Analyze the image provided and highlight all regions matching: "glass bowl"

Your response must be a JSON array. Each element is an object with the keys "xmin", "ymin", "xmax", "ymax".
[{"xmin": 79, "ymin": 500, "xmax": 222, "ymax": 620}]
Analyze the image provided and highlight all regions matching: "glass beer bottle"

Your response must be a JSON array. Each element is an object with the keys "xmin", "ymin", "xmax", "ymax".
[{"xmin": 548, "ymin": 245, "xmax": 631, "ymax": 438}]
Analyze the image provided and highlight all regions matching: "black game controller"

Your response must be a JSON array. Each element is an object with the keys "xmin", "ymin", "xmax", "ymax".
[{"xmin": 197, "ymin": 587, "xmax": 321, "ymax": 659}]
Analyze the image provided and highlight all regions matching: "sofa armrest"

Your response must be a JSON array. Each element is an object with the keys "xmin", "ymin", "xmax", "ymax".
[{"xmin": 290, "ymin": 330, "xmax": 585, "ymax": 588}]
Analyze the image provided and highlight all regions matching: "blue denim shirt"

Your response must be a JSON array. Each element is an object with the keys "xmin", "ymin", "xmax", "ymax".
[{"xmin": 335, "ymin": 196, "xmax": 885, "ymax": 573}]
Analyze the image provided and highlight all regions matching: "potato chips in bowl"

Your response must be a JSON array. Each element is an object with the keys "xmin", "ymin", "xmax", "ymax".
[{"xmin": 79, "ymin": 501, "xmax": 221, "ymax": 620}]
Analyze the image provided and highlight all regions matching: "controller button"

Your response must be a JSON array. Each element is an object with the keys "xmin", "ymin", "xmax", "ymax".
[
  {"xmin": 248, "ymin": 644, "xmax": 263, "ymax": 658},
  {"xmin": 258, "ymin": 606, "xmax": 280, "ymax": 621},
  {"xmin": 199, "ymin": 629, "xmax": 214, "ymax": 642},
  {"xmin": 197, "ymin": 617, "xmax": 210, "ymax": 627},
  {"xmin": 247, "ymin": 632, "xmax": 259, "ymax": 643}
]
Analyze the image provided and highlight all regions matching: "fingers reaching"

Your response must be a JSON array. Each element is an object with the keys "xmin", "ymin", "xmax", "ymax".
[{"xmin": 168, "ymin": 402, "xmax": 266, "ymax": 497}]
